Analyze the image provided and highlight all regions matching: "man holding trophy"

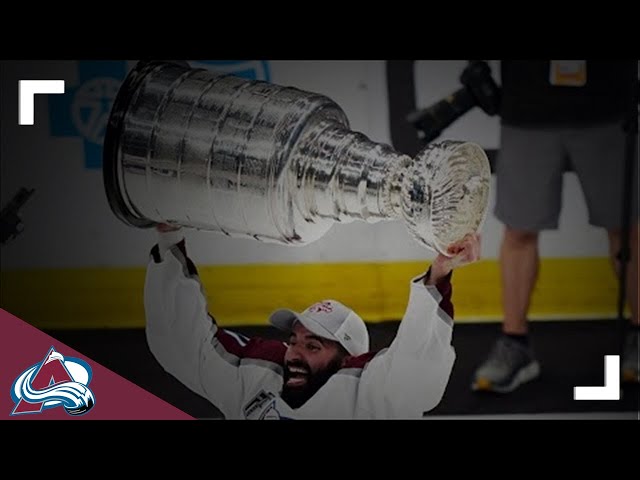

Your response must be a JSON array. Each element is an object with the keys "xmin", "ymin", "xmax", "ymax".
[{"xmin": 104, "ymin": 61, "xmax": 490, "ymax": 419}]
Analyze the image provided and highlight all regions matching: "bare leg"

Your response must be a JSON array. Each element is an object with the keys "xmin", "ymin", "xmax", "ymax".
[
  {"xmin": 472, "ymin": 227, "xmax": 541, "ymax": 392},
  {"xmin": 608, "ymin": 224, "xmax": 639, "ymax": 326},
  {"xmin": 629, "ymin": 224, "xmax": 639, "ymax": 326},
  {"xmin": 500, "ymin": 228, "xmax": 540, "ymax": 335}
]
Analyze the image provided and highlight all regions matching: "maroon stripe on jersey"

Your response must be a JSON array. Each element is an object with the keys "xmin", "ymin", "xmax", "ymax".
[
  {"xmin": 434, "ymin": 272, "xmax": 454, "ymax": 319},
  {"xmin": 149, "ymin": 240, "xmax": 198, "ymax": 277},
  {"xmin": 215, "ymin": 328, "xmax": 286, "ymax": 365},
  {"xmin": 342, "ymin": 350, "xmax": 379, "ymax": 369},
  {"xmin": 175, "ymin": 240, "xmax": 198, "ymax": 277},
  {"xmin": 150, "ymin": 244, "xmax": 161, "ymax": 263},
  {"xmin": 416, "ymin": 267, "xmax": 454, "ymax": 319}
]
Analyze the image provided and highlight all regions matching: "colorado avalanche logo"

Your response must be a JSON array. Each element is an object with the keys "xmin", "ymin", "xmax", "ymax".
[
  {"xmin": 307, "ymin": 301, "xmax": 334, "ymax": 314},
  {"xmin": 10, "ymin": 347, "xmax": 96, "ymax": 416}
]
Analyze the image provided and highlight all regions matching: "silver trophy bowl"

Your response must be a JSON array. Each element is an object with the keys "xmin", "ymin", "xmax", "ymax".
[{"xmin": 104, "ymin": 60, "xmax": 490, "ymax": 256}]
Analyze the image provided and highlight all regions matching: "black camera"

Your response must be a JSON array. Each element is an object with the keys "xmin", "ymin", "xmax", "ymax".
[
  {"xmin": 1, "ymin": 187, "xmax": 35, "ymax": 246},
  {"xmin": 407, "ymin": 60, "xmax": 501, "ymax": 143}
]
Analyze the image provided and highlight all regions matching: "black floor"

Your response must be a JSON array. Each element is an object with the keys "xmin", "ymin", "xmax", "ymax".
[{"xmin": 46, "ymin": 320, "xmax": 639, "ymax": 419}]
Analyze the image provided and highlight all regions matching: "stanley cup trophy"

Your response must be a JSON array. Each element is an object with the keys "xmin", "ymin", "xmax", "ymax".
[{"xmin": 103, "ymin": 60, "xmax": 491, "ymax": 256}]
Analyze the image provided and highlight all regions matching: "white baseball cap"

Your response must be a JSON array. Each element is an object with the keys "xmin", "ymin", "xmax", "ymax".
[{"xmin": 269, "ymin": 300, "xmax": 370, "ymax": 356}]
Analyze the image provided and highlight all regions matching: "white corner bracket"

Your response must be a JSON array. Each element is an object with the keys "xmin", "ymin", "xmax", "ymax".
[
  {"xmin": 18, "ymin": 80, "xmax": 65, "ymax": 125},
  {"xmin": 573, "ymin": 355, "xmax": 620, "ymax": 401}
]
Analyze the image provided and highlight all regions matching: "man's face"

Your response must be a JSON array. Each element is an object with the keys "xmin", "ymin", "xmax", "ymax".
[{"xmin": 281, "ymin": 321, "xmax": 345, "ymax": 409}]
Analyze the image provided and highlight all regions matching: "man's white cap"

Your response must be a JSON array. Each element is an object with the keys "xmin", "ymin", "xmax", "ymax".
[{"xmin": 269, "ymin": 300, "xmax": 370, "ymax": 356}]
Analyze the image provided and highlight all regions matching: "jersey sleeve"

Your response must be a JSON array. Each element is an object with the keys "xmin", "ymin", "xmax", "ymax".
[
  {"xmin": 351, "ymin": 269, "xmax": 456, "ymax": 419},
  {"xmin": 144, "ymin": 230, "xmax": 286, "ymax": 419}
]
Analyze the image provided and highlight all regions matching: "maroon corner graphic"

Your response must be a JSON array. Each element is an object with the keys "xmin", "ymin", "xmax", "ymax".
[{"xmin": 1, "ymin": 308, "xmax": 193, "ymax": 420}]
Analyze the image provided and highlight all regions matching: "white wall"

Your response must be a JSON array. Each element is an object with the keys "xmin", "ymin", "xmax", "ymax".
[{"xmin": 0, "ymin": 60, "xmax": 611, "ymax": 270}]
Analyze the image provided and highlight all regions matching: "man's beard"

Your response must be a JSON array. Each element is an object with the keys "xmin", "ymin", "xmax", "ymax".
[{"xmin": 281, "ymin": 358, "xmax": 343, "ymax": 409}]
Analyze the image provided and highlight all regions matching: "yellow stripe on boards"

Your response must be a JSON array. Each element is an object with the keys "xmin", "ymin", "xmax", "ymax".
[{"xmin": 0, "ymin": 258, "xmax": 624, "ymax": 329}]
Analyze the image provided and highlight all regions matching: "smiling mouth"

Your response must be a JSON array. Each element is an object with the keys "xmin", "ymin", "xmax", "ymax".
[
  {"xmin": 286, "ymin": 377, "xmax": 307, "ymax": 387},
  {"xmin": 286, "ymin": 366, "xmax": 309, "ymax": 387}
]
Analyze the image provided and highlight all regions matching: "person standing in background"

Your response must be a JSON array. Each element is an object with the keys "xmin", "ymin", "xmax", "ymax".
[{"xmin": 472, "ymin": 60, "xmax": 639, "ymax": 393}]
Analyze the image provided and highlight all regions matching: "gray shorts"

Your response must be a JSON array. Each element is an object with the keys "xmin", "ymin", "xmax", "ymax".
[{"xmin": 494, "ymin": 122, "xmax": 639, "ymax": 231}]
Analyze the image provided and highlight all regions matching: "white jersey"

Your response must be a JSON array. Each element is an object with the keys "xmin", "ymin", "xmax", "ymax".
[{"xmin": 144, "ymin": 230, "xmax": 456, "ymax": 419}]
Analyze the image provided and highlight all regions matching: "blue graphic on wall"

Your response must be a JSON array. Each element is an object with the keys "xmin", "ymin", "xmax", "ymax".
[
  {"xmin": 49, "ymin": 61, "xmax": 127, "ymax": 169},
  {"xmin": 48, "ymin": 60, "xmax": 272, "ymax": 169},
  {"xmin": 191, "ymin": 60, "xmax": 271, "ymax": 82}
]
